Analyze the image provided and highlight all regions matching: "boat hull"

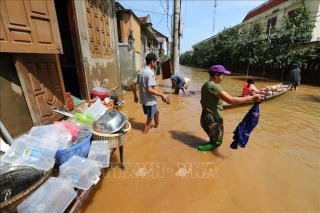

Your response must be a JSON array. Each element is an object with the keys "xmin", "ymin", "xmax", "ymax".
[{"xmin": 223, "ymin": 83, "xmax": 291, "ymax": 109}]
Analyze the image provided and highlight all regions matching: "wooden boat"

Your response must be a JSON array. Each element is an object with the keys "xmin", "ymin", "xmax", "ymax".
[{"xmin": 223, "ymin": 83, "xmax": 291, "ymax": 109}]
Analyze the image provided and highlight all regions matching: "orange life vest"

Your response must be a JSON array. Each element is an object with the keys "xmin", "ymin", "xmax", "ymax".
[{"xmin": 242, "ymin": 83, "xmax": 253, "ymax": 97}]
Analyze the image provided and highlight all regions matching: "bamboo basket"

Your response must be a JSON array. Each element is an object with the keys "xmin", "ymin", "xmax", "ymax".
[
  {"xmin": 92, "ymin": 121, "xmax": 131, "ymax": 148},
  {"xmin": 0, "ymin": 168, "xmax": 53, "ymax": 213},
  {"xmin": 114, "ymin": 104, "xmax": 126, "ymax": 113}
]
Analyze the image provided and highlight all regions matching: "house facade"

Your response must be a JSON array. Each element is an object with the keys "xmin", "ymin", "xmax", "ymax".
[
  {"xmin": 0, "ymin": 0, "xmax": 122, "ymax": 139},
  {"xmin": 155, "ymin": 31, "xmax": 170, "ymax": 58},
  {"xmin": 192, "ymin": 0, "xmax": 320, "ymax": 50},
  {"xmin": 189, "ymin": 0, "xmax": 320, "ymax": 85},
  {"xmin": 239, "ymin": 0, "xmax": 320, "ymax": 41},
  {"xmin": 116, "ymin": 3, "xmax": 159, "ymax": 90}
]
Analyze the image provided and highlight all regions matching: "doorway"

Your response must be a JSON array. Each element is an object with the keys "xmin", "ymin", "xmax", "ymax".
[{"xmin": 54, "ymin": 0, "xmax": 87, "ymax": 103}]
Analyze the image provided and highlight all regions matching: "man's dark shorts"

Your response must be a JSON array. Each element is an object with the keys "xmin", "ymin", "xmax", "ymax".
[{"xmin": 143, "ymin": 105, "xmax": 157, "ymax": 119}]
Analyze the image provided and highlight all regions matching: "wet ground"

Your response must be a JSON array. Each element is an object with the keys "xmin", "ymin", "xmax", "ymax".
[{"xmin": 80, "ymin": 65, "xmax": 320, "ymax": 213}]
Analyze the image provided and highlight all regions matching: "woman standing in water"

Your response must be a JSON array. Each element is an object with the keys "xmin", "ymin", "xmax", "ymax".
[{"xmin": 196, "ymin": 65, "xmax": 264, "ymax": 151}]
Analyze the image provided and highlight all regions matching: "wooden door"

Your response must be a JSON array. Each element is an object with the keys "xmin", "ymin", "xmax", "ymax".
[
  {"xmin": 0, "ymin": 0, "xmax": 63, "ymax": 54},
  {"xmin": 13, "ymin": 54, "xmax": 67, "ymax": 126},
  {"xmin": 161, "ymin": 59, "xmax": 172, "ymax": 80}
]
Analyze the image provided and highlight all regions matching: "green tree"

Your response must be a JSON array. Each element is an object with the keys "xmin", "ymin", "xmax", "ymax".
[
  {"xmin": 159, "ymin": 52, "xmax": 170, "ymax": 62},
  {"xmin": 179, "ymin": 52, "xmax": 191, "ymax": 65},
  {"xmin": 236, "ymin": 23, "xmax": 268, "ymax": 76},
  {"xmin": 190, "ymin": 41, "xmax": 214, "ymax": 68},
  {"xmin": 213, "ymin": 27, "xmax": 239, "ymax": 68},
  {"xmin": 266, "ymin": 7, "xmax": 315, "ymax": 79}
]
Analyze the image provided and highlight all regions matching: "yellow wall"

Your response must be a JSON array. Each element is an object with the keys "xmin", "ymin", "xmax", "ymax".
[
  {"xmin": 132, "ymin": 17, "xmax": 141, "ymax": 53},
  {"xmin": 121, "ymin": 13, "xmax": 131, "ymax": 42}
]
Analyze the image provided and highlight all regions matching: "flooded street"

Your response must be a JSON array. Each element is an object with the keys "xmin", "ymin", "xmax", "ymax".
[{"xmin": 80, "ymin": 65, "xmax": 319, "ymax": 213}]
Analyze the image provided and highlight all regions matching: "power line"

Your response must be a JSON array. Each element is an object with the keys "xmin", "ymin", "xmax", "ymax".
[
  {"xmin": 167, "ymin": 0, "xmax": 171, "ymax": 34},
  {"xmin": 212, "ymin": 0, "xmax": 217, "ymax": 36},
  {"xmin": 154, "ymin": 0, "xmax": 166, "ymax": 28},
  {"xmin": 159, "ymin": 0, "xmax": 166, "ymax": 12},
  {"xmin": 129, "ymin": 9, "xmax": 167, "ymax": 16}
]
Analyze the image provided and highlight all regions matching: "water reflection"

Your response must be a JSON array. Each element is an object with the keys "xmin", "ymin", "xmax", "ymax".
[{"xmin": 80, "ymin": 65, "xmax": 320, "ymax": 213}]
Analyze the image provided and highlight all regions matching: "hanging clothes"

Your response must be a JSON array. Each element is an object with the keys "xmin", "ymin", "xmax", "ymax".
[{"xmin": 230, "ymin": 102, "xmax": 261, "ymax": 149}]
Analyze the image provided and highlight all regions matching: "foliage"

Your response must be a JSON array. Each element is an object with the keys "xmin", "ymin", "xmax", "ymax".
[
  {"xmin": 265, "ymin": 7, "xmax": 315, "ymax": 70},
  {"xmin": 212, "ymin": 27, "xmax": 239, "ymax": 68},
  {"xmin": 159, "ymin": 52, "xmax": 170, "ymax": 62},
  {"xmin": 190, "ymin": 41, "xmax": 214, "ymax": 68},
  {"xmin": 179, "ymin": 7, "xmax": 316, "ymax": 78},
  {"xmin": 179, "ymin": 52, "xmax": 191, "ymax": 65},
  {"xmin": 236, "ymin": 23, "xmax": 269, "ymax": 74}
]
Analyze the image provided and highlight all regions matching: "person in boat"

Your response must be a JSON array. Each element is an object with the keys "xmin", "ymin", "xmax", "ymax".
[
  {"xmin": 242, "ymin": 78, "xmax": 260, "ymax": 97},
  {"xmin": 171, "ymin": 74, "xmax": 191, "ymax": 94},
  {"xmin": 196, "ymin": 65, "xmax": 264, "ymax": 151},
  {"xmin": 289, "ymin": 63, "xmax": 301, "ymax": 91},
  {"xmin": 132, "ymin": 53, "xmax": 168, "ymax": 134}
]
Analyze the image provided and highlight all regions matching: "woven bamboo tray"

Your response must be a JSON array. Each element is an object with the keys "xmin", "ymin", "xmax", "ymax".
[
  {"xmin": 92, "ymin": 121, "xmax": 131, "ymax": 148},
  {"xmin": 0, "ymin": 168, "xmax": 53, "ymax": 213}
]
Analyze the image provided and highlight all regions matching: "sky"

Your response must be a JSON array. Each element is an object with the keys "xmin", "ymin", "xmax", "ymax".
[{"xmin": 117, "ymin": 0, "xmax": 268, "ymax": 53}]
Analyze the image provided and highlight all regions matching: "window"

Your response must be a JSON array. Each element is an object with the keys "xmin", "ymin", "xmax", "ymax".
[
  {"xmin": 141, "ymin": 36, "xmax": 146, "ymax": 52},
  {"xmin": 116, "ymin": 13, "xmax": 122, "ymax": 42},
  {"xmin": 159, "ymin": 42, "xmax": 163, "ymax": 50},
  {"xmin": 266, "ymin": 17, "xmax": 277, "ymax": 34},
  {"xmin": 288, "ymin": 10, "xmax": 295, "ymax": 19}
]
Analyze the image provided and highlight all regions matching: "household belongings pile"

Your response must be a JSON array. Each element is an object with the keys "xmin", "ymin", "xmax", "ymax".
[
  {"xmin": 264, "ymin": 84, "xmax": 284, "ymax": 96},
  {"xmin": 0, "ymin": 100, "xmax": 130, "ymax": 212}
]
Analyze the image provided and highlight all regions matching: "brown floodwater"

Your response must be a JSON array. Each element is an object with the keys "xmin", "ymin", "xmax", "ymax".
[{"xmin": 80, "ymin": 65, "xmax": 319, "ymax": 213}]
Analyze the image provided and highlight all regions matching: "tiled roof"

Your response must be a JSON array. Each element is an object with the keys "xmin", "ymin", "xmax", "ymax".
[
  {"xmin": 155, "ymin": 31, "xmax": 168, "ymax": 40},
  {"xmin": 139, "ymin": 17, "xmax": 147, "ymax": 23},
  {"xmin": 242, "ymin": 0, "xmax": 288, "ymax": 22}
]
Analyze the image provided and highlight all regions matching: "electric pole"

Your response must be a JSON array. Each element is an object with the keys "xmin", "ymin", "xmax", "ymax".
[{"xmin": 172, "ymin": 0, "xmax": 180, "ymax": 75}]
